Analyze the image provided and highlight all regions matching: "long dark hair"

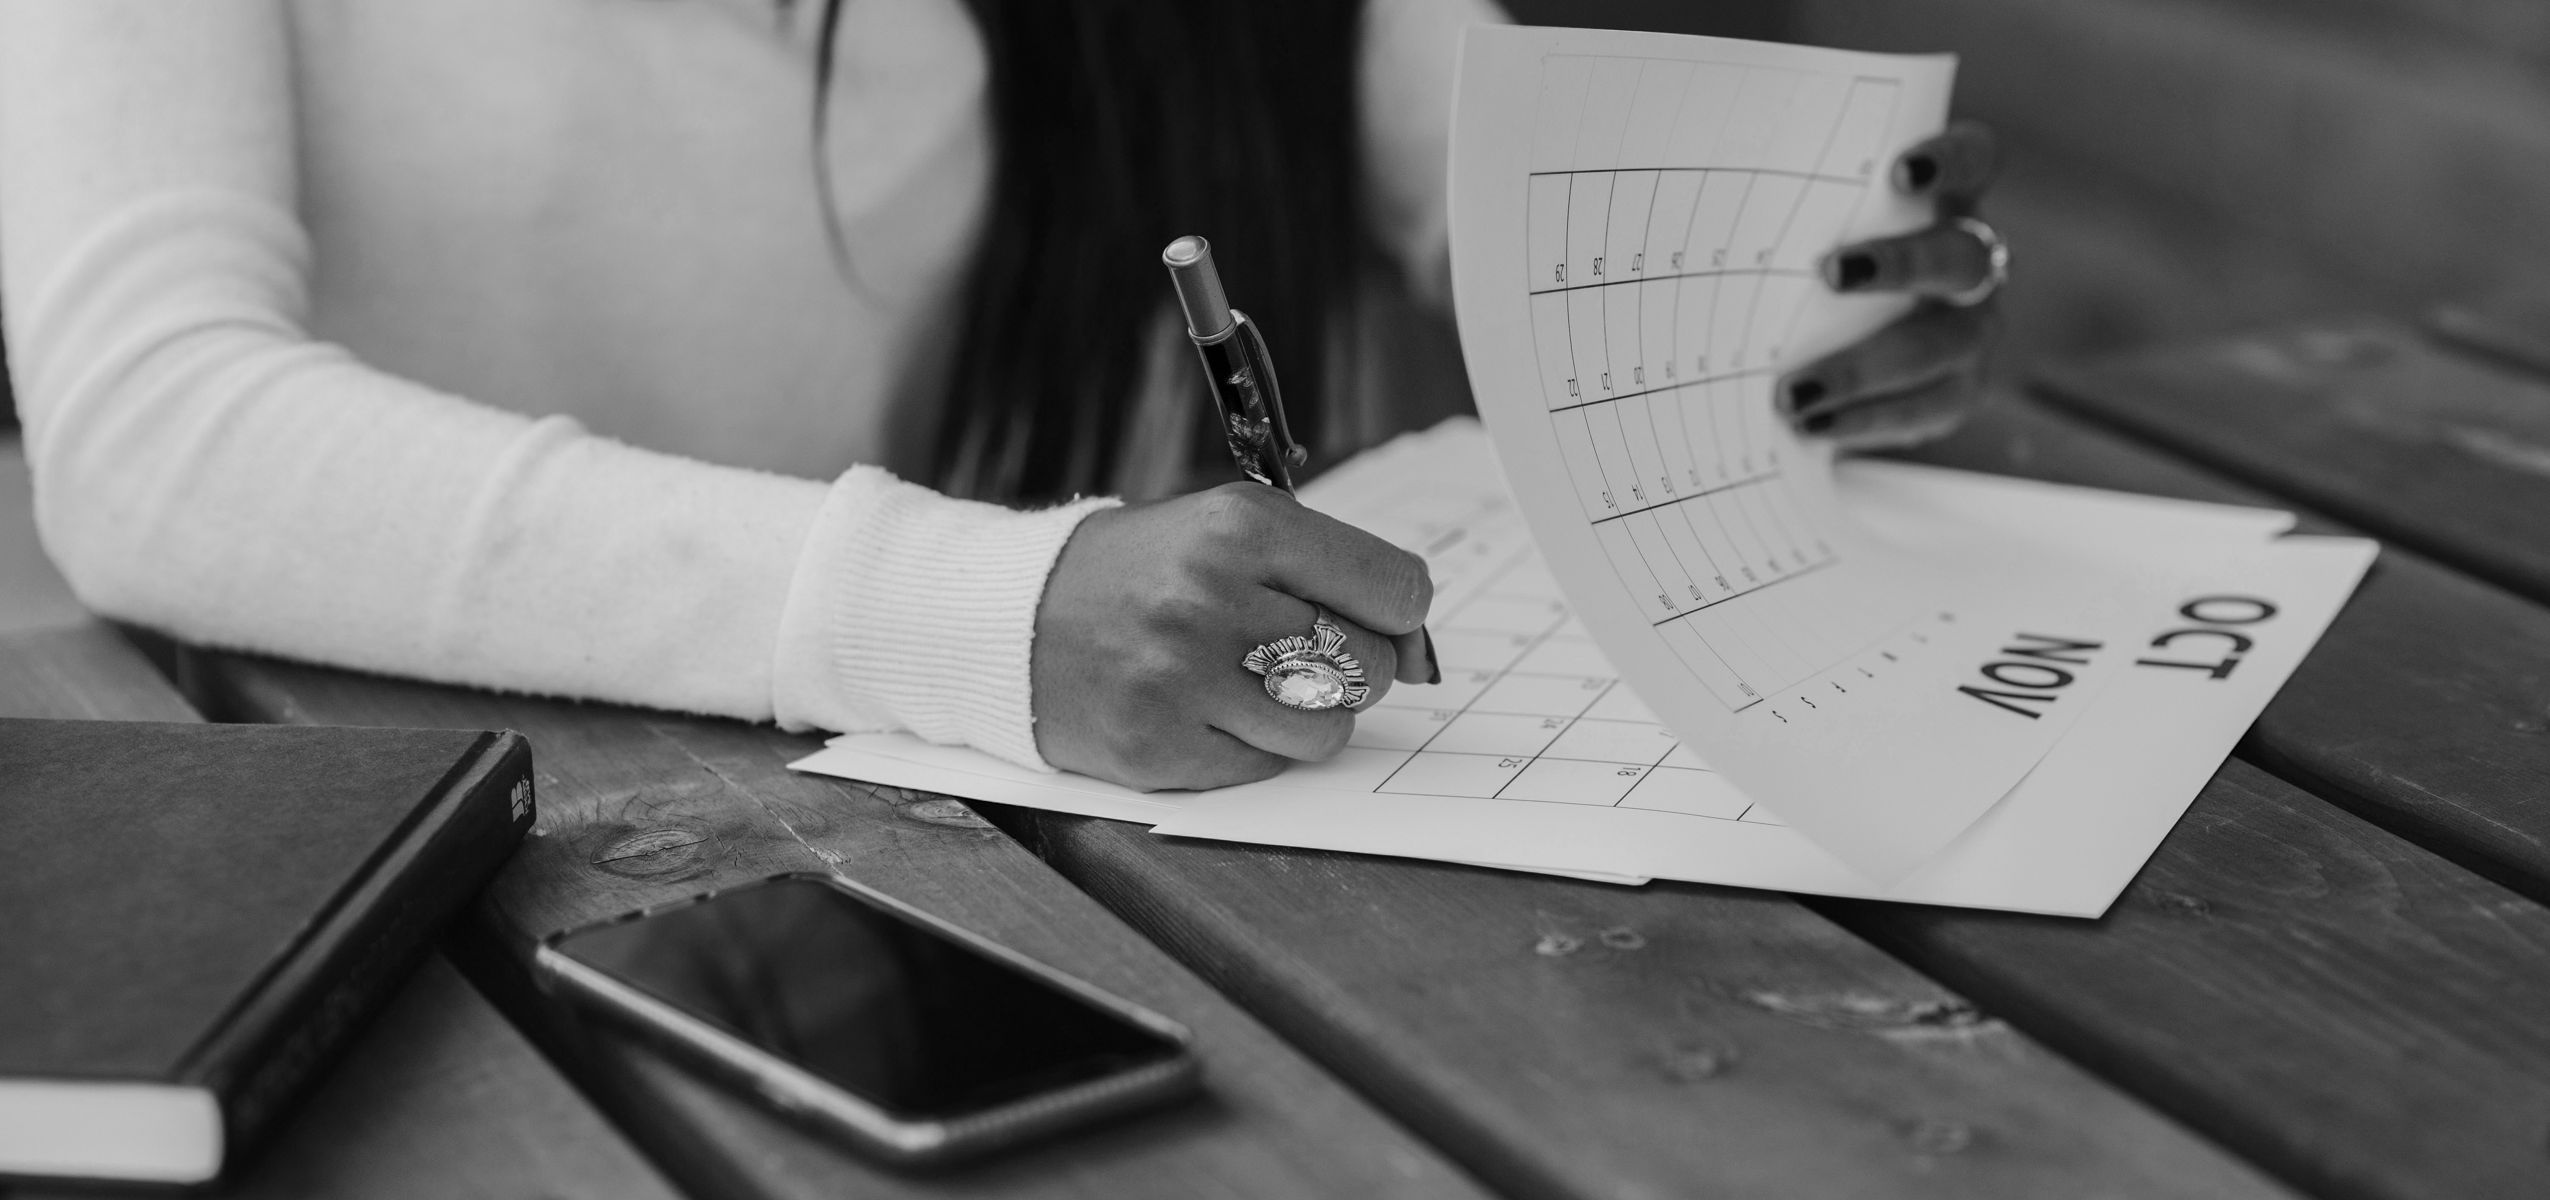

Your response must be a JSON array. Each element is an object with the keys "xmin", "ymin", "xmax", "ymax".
[{"xmin": 815, "ymin": 0, "xmax": 1370, "ymax": 502}]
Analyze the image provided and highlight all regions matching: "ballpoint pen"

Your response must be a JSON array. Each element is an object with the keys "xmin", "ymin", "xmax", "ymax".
[
  {"xmin": 1161, "ymin": 235, "xmax": 1308, "ymax": 493},
  {"xmin": 1162, "ymin": 234, "xmax": 1441, "ymax": 686}
]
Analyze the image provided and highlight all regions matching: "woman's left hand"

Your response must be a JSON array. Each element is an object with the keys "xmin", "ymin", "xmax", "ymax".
[{"xmin": 1777, "ymin": 121, "xmax": 2005, "ymax": 451}]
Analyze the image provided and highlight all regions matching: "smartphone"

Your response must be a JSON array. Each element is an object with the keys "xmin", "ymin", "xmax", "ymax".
[{"xmin": 531, "ymin": 873, "xmax": 1199, "ymax": 1168}]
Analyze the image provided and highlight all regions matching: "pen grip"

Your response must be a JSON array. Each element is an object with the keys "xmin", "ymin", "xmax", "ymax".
[{"xmin": 1194, "ymin": 314, "xmax": 1298, "ymax": 493}]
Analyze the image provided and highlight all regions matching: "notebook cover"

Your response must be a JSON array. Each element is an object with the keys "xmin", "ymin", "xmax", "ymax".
[{"xmin": 0, "ymin": 718, "xmax": 535, "ymax": 1185}]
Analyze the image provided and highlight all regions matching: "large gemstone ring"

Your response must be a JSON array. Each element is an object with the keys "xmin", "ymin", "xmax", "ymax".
[{"xmin": 1242, "ymin": 614, "xmax": 1370, "ymax": 712}]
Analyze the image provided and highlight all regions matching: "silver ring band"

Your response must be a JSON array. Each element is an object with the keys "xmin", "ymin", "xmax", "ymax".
[{"xmin": 1942, "ymin": 216, "xmax": 2008, "ymax": 308}]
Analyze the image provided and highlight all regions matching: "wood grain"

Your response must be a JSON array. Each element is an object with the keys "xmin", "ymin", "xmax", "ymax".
[
  {"xmin": 1797, "ymin": 1, "xmax": 2550, "ymax": 307},
  {"xmin": 1005, "ymin": 815, "xmax": 2293, "ymax": 1200},
  {"xmin": 181, "ymin": 651, "xmax": 1491, "ymax": 1200},
  {"xmin": 2214, "ymin": 0, "xmax": 2550, "ymax": 69},
  {"xmin": 2430, "ymin": 292, "xmax": 2550, "ymax": 379},
  {"xmin": 995, "ymin": 388, "xmax": 2550, "ymax": 1199},
  {"xmin": 0, "ymin": 624, "xmax": 197, "ymax": 722},
  {"xmin": 2, "ymin": 440, "xmax": 679, "ymax": 1199},
  {"xmin": 1859, "ymin": 396, "xmax": 2550, "ymax": 1197},
  {"xmin": 207, "ymin": 957, "xmax": 678, "ymax": 1200},
  {"xmin": 2035, "ymin": 320, "xmax": 2550, "ymax": 607},
  {"xmin": 0, "ymin": 437, "xmax": 86, "ymax": 638},
  {"xmin": 1821, "ymin": 759, "xmax": 2550, "ymax": 1200},
  {"xmin": 1907, "ymin": 396, "xmax": 2550, "ymax": 905}
]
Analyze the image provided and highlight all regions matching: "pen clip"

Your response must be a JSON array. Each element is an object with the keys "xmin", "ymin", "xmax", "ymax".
[{"xmin": 1232, "ymin": 311, "xmax": 1309, "ymax": 473}]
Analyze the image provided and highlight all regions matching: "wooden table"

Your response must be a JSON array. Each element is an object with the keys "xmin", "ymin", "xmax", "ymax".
[
  {"xmin": 13, "ymin": 307, "xmax": 2550, "ymax": 1198},
  {"xmin": 0, "ymin": 447, "xmax": 680, "ymax": 1200}
]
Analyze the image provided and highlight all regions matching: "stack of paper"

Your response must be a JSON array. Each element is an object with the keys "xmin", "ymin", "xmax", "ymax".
[
  {"xmin": 791, "ymin": 27, "xmax": 2374, "ymax": 916},
  {"xmin": 793, "ymin": 421, "xmax": 2369, "ymax": 916}
]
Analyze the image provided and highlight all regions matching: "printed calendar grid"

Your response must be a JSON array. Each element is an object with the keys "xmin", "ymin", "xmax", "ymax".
[
  {"xmin": 1324, "ymin": 490, "xmax": 1783, "ymax": 827},
  {"xmin": 1518, "ymin": 53, "xmax": 1910, "ymax": 712}
]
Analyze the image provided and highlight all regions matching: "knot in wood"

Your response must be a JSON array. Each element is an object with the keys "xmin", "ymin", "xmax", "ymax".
[
  {"xmin": 1746, "ymin": 991, "xmax": 1999, "ymax": 1043},
  {"xmin": 1533, "ymin": 932, "xmax": 1582, "ymax": 957},
  {"xmin": 2144, "ymin": 889, "xmax": 2213, "ymax": 918},
  {"xmin": 1654, "ymin": 1040, "xmax": 1738, "ymax": 1083},
  {"xmin": 900, "ymin": 797, "xmax": 994, "ymax": 829},
  {"xmin": 1898, "ymin": 1117, "xmax": 1974, "ymax": 1156},
  {"xmin": 2292, "ymin": 326, "xmax": 2394, "ymax": 369},
  {"xmin": 1598, "ymin": 926, "xmax": 1646, "ymax": 950},
  {"xmin": 589, "ymin": 825, "xmax": 707, "ymax": 879}
]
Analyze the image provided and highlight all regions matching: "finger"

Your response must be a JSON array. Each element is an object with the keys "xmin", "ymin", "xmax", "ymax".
[
  {"xmin": 1320, "ymin": 604, "xmax": 1399, "ymax": 710},
  {"xmin": 1137, "ymin": 728, "xmax": 1292, "ymax": 792},
  {"xmin": 1389, "ymin": 626, "xmax": 1442, "ymax": 686},
  {"xmin": 1894, "ymin": 120, "xmax": 1998, "ymax": 203},
  {"xmin": 1820, "ymin": 223, "xmax": 1997, "ymax": 300},
  {"xmin": 1777, "ymin": 304, "xmax": 1990, "ymax": 421},
  {"xmin": 1059, "ymin": 702, "xmax": 1292, "ymax": 792},
  {"xmin": 1209, "ymin": 487, "xmax": 1433, "ymax": 636},
  {"xmin": 1212, "ymin": 689, "xmax": 1353, "ymax": 765},
  {"xmin": 1799, "ymin": 374, "xmax": 1980, "ymax": 452}
]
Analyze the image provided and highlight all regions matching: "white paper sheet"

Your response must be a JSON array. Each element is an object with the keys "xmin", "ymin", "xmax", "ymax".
[
  {"xmin": 1143, "ymin": 425, "xmax": 2374, "ymax": 914},
  {"xmin": 1447, "ymin": 26, "xmax": 2161, "ymax": 877},
  {"xmin": 791, "ymin": 420, "xmax": 2374, "ymax": 916},
  {"xmin": 790, "ymin": 735, "xmax": 1652, "ymax": 887},
  {"xmin": 784, "ymin": 25, "xmax": 2379, "ymax": 912}
]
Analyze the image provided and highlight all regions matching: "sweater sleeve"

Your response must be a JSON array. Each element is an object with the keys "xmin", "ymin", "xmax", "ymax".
[
  {"xmin": 0, "ymin": 1, "xmax": 1106, "ymax": 769},
  {"xmin": 1359, "ymin": 0, "xmax": 1512, "ymax": 307}
]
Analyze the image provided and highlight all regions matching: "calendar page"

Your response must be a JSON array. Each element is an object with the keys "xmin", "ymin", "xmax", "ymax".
[
  {"xmin": 1444, "ymin": 26, "xmax": 2169, "ymax": 878},
  {"xmin": 787, "ymin": 26, "xmax": 2377, "ymax": 911},
  {"xmin": 1150, "ymin": 421, "xmax": 2373, "ymax": 918},
  {"xmin": 790, "ymin": 420, "xmax": 2373, "ymax": 916}
]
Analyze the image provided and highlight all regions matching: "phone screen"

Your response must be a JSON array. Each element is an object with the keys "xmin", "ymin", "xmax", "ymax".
[{"xmin": 550, "ymin": 876, "xmax": 1186, "ymax": 1120}]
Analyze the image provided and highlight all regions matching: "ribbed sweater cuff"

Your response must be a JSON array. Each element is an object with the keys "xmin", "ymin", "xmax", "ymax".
[{"xmin": 771, "ymin": 466, "xmax": 1119, "ymax": 771}]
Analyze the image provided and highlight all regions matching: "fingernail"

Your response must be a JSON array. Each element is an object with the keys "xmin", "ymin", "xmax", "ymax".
[
  {"xmin": 1801, "ymin": 411, "xmax": 1836, "ymax": 435},
  {"xmin": 1783, "ymin": 377, "xmax": 1826, "ymax": 415},
  {"xmin": 1824, "ymin": 251, "xmax": 1878, "ymax": 292},
  {"xmin": 1422, "ymin": 627, "xmax": 1443, "ymax": 685},
  {"xmin": 1896, "ymin": 152, "xmax": 1941, "ymax": 194}
]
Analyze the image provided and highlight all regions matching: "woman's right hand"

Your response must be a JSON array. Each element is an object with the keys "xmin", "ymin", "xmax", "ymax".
[{"xmin": 1031, "ymin": 482, "xmax": 1439, "ymax": 791}]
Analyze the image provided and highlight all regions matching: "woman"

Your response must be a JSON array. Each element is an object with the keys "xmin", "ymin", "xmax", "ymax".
[{"xmin": 0, "ymin": 0, "xmax": 1996, "ymax": 791}]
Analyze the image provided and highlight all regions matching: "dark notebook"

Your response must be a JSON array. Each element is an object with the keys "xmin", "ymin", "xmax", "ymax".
[{"xmin": 0, "ymin": 718, "xmax": 536, "ymax": 1187}]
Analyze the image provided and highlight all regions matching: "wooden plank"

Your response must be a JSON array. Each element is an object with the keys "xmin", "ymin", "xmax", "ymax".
[
  {"xmin": 1818, "ymin": 759, "xmax": 2550, "ymax": 1200},
  {"xmin": 2430, "ymin": 292, "xmax": 2550, "ymax": 379},
  {"xmin": 2211, "ymin": 0, "xmax": 2550, "ymax": 70},
  {"xmin": 1903, "ymin": 398, "xmax": 2550, "ymax": 905},
  {"xmin": 2035, "ymin": 319, "xmax": 2550, "ymax": 607},
  {"xmin": 0, "ymin": 623, "xmax": 198, "ymax": 722},
  {"xmin": 996, "ymin": 391, "xmax": 2550, "ymax": 1199},
  {"xmin": 1009, "ymin": 820, "xmax": 2294, "ymax": 1197},
  {"xmin": 205, "ymin": 957, "xmax": 678, "ymax": 1200},
  {"xmin": 0, "ymin": 629, "xmax": 681, "ymax": 1200},
  {"xmin": 1004, "ymin": 392, "xmax": 2550, "ymax": 1199},
  {"xmin": 1795, "ymin": 1, "xmax": 2550, "ymax": 307},
  {"xmin": 1852, "ymin": 398, "xmax": 2550, "ymax": 1197},
  {"xmin": 1, "ymin": 438, "xmax": 683, "ymax": 1199},
  {"xmin": 180, "ymin": 651, "xmax": 1492, "ymax": 1200},
  {"xmin": 1899, "ymin": 133, "xmax": 2381, "ymax": 384},
  {"xmin": 0, "ymin": 435, "xmax": 87, "ymax": 637}
]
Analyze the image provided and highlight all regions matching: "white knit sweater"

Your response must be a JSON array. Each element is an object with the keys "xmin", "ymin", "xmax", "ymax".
[{"xmin": 0, "ymin": 0, "xmax": 1486, "ymax": 769}]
